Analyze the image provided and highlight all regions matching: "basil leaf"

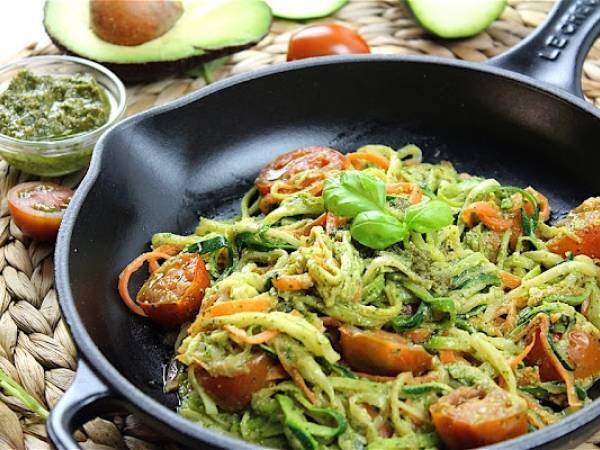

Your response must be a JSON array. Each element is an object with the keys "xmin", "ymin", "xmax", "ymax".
[
  {"xmin": 323, "ymin": 171, "xmax": 385, "ymax": 218},
  {"xmin": 405, "ymin": 200, "xmax": 454, "ymax": 233},
  {"xmin": 350, "ymin": 210, "xmax": 407, "ymax": 250}
]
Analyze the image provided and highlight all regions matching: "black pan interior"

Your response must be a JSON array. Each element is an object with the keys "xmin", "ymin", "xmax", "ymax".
[{"xmin": 67, "ymin": 58, "xmax": 600, "ymax": 412}]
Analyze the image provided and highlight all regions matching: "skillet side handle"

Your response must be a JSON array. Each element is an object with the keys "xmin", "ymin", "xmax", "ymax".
[
  {"xmin": 47, "ymin": 359, "xmax": 114, "ymax": 450},
  {"xmin": 487, "ymin": 0, "xmax": 600, "ymax": 97}
]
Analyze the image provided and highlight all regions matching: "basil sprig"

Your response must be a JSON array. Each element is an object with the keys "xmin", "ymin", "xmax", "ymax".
[{"xmin": 323, "ymin": 171, "xmax": 453, "ymax": 249}]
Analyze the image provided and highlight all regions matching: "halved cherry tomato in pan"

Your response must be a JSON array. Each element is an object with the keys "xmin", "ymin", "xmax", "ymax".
[
  {"xmin": 339, "ymin": 325, "xmax": 432, "ymax": 376},
  {"xmin": 137, "ymin": 252, "xmax": 209, "ymax": 327},
  {"xmin": 287, "ymin": 24, "xmax": 370, "ymax": 61},
  {"xmin": 7, "ymin": 181, "xmax": 74, "ymax": 241},
  {"xmin": 255, "ymin": 146, "xmax": 346, "ymax": 210},
  {"xmin": 430, "ymin": 386, "xmax": 528, "ymax": 450},
  {"xmin": 568, "ymin": 331, "xmax": 600, "ymax": 379},
  {"xmin": 548, "ymin": 197, "xmax": 600, "ymax": 258},
  {"xmin": 195, "ymin": 354, "xmax": 274, "ymax": 411}
]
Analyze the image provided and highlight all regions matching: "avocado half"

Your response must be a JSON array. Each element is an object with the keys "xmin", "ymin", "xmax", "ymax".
[{"xmin": 44, "ymin": 0, "xmax": 272, "ymax": 83}]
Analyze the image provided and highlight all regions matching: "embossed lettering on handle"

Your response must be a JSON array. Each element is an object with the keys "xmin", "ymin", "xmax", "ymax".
[
  {"xmin": 538, "ymin": 0, "xmax": 598, "ymax": 61},
  {"xmin": 487, "ymin": 0, "xmax": 600, "ymax": 97}
]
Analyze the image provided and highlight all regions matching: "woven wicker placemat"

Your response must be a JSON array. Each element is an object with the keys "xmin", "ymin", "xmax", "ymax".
[{"xmin": 0, "ymin": 1, "xmax": 599, "ymax": 449}]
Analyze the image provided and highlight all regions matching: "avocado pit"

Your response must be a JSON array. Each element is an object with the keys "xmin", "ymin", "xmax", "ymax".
[{"xmin": 90, "ymin": 0, "xmax": 183, "ymax": 46}]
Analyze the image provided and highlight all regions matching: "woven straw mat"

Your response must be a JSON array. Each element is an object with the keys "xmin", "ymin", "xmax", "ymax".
[{"xmin": 1, "ymin": 1, "xmax": 600, "ymax": 449}]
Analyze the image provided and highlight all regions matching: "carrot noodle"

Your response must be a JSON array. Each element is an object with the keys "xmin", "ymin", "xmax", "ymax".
[
  {"xmin": 408, "ymin": 185, "xmax": 423, "ymax": 205},
  {"xmin": 538, "ymin": 316, "xmax": 581, "ymax": 407},
  {"xmin": 439, "ymin": 350, "xmax": 457, "ymax": 364},
  {"xmin": 325, "ymin": 212, "xmax": 349, "ymax": 234},
  {"xmin": 277, "ymin": 349, "xmax": 317, "ymax": 404},
  {"xmin": 462, "ymin": 201, "xmax": 513, "ymax": 231},
  {"xmin": 118, "ymin": 251, "xmax": 173, "ymax": 316},
  {"xmin": 223, "ymin": 325, "xmax": 279, "ymax": 344},
  {"xmin": 386, "ymin": 182, "xmax": 414, "ymax": 194},
  {"xmin": 385, "ymin": 182, "xmax": 422, "ymax": 204},
  {"xmin": 523, "ymin": 395, "xmax": 548, "ymax": 429},
  {"xmin": 148, "ymin": 244, "xmax": 182, "ymax": 273},
  {"xmin": 511, "ymin": 333, "xmax": 536, "ymax": 370},
  {"xmin": 500, "ymin": 271, "xmax": 522, "ymax": 290},
  {"xmin": 202, "ymin": 296, "xmax": 275, "ymax": 319},
  {"xmin": 142, "ymin": 144, "xmax": 600, "ymax": 447},
  {"xmin": 154, "ymin": 244, "xmax": 184, "ymax": 255},
  {"xmin": 347, "ymin": 152, "xmax": 390, "ymax": 171},
  {"xmin": 525, "ymin": 187, "xmax": 550, "ymax": 222},
  {"xmin": 272, "ymin": 273, "xmax": 313, "ymax": 291},
  {"xmin": 311, "ymin": 213, "xmax": 328, "ymax": 228}
]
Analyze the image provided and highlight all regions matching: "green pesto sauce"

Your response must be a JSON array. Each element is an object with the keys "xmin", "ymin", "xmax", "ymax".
[{"xmin": 0, "ymin": 69, "xmax": 110, "ymax": 140}]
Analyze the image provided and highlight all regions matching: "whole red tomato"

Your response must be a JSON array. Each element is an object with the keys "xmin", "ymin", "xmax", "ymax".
[{"xmin": 287, "ymin": 24, "xmax": 370, "ymax": 61}]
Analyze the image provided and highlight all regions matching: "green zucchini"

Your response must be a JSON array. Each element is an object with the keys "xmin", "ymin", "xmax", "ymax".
[
  {"xmin": 391, "ymin": 301, "xmax": 429, "ymax": 331},
  {"xmin": 236, "ymin": 231, "xmax": 297, "ymax": 251},
  {"xmin": 265, "ymin": 0, "xmax": 347, "ymax": 20},
  {"xmin": 425, "ymin": 335, "xmax": 471, "ymax": 353},
  {"xmin": 400, "ymin": 382, "xmax": 452, "ymax": 396},
  {"xmin": 546, "ymin": 333, "xmax": 574, "ymax": 371},
  {"xmin": 276, "ymin": 394, "xmax": 347, "ymax": 450},
  {"xmin": 186, "ymin": 235, "xmax": 238, "ymax": 279},
  {"xmin": 544, "ymin": 286, "xmax": 592, "ymax": 306},
  {"xmin": 402, "ymin": 281, "xmax": 456, "ymax": 322},
  {"xmin": 407, "ymin": 0, "xmax": 506, "ymax": 39},
  {"xmin": 185, "ymin": 235, "xmax": 229, "ymax": 254},
  {"xmin": 455, "ymin": 317, "xmax": 476, "ymax": 333}
]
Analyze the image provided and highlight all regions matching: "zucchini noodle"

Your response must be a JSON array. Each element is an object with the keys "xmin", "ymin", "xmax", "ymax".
[{"xmin": 128, "ymin": 144, "xmax": 600, "ymax": 449}]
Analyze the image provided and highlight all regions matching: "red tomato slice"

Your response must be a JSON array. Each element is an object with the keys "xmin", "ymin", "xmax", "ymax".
[
  {"xmin": 548, "ymin": 197, "xmax": 600, "ymax": 258},
  {"xmin": 430, "ymin": 386, "xmax": 528, "ymax": 450},
  {"xmin": 195, "ymin": 354, "xmax": 274, "ymax": 411},
  {"xmin": 255, "ymin": 146, "xmax": 346, "ymax": 205},
  {"xmin": 339, "ymin": 325, "xmax": 433, "ymax": 376},
  {"xmin": 137, "ymin": 252, "xmax": 209, "ymax": 327},
  {"xmin": 7, "ymin": 181, "xmax": 74, "ymax": 241},
  {"xmin": 287, "ymin": 24, "xmax": 370, "ymax": 61},
  {"xmin": 568, "ymin": 331, "xmax": 600, "ymax": 379}
]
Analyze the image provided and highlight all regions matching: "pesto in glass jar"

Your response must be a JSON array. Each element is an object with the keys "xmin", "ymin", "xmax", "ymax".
[{"xmin": 0, "ymin": 69, "xmax": 110, "ymax": 141}]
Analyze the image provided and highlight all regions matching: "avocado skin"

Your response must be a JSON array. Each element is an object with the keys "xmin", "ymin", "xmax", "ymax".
[
  {"xmin": 43, "ymin": 0, "xmax": 271, "ymax": 83},
  {"xmin": 48, "ymin": 35, "xmax": 259, "ymax": 83}
]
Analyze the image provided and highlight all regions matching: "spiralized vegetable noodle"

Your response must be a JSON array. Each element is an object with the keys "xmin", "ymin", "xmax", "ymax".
[{"xmin": 119, "ymin": 144, "xmax": 600, "ymax": 450}]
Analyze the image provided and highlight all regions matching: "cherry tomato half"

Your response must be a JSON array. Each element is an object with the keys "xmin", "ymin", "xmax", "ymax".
[
  {"xmin": 430, "ymin": 386, "xmax": 528, "ymax": 450},
  {"xmin": 339, "ymin": 325, "xmax": 433, "ymax": 376},
  {"xmin": 568, "ymin": 330, "xmax": 600, "ymax": 379},
  {"xmin": 195, "ymin": 354, "xmax": 274, "ymax": 411},
  {"xmin": 137, "ymin": 252, "xmax": 209, "ymax": 327},
  {"xmin": 548, "ymin": 197, "xmax": 600, "ymax": 258},
  {"xmin": 255, "ymin": 146, "xmax": 347, "ymax": 211},
  {"xmin": 7, "ymin": 181, "xmax": 74, "ymax": 241},
  {"xmin": 287, "ymin": 24, "xmax": 370, "ymax": 61}
]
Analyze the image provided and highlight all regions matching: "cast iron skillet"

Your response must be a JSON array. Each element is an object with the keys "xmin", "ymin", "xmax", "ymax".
[{"xmin": 50, "ymin": 1, "xmax": 600, "ymax": 449}]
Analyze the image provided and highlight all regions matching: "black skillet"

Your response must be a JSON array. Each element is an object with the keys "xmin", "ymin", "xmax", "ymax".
[{"xmin": 49, "ymin": 0, "xmax": 600, "ymax": 448}]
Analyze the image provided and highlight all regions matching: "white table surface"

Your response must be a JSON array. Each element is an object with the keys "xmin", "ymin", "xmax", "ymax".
[{"xmin": 0, "ymin": 0, "xmax": 46, "ymax": 62}]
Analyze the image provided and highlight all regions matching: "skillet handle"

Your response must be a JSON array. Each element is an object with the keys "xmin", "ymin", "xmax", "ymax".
[
  {"xmin": 47, "ymin": 358, "xmax": 115, "ymax": 450},
  {"xmin": 487, "ymin": 0, "xmax": 600, "ymax": 97}
]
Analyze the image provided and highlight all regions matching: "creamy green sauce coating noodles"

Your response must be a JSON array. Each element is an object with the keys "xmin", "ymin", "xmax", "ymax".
[{"xmin": 153, "ymin": 144, "xmax": 600, "ymax": 449}]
